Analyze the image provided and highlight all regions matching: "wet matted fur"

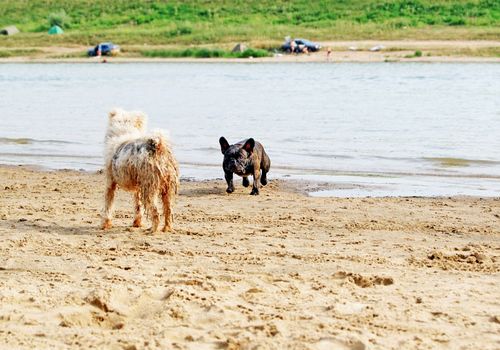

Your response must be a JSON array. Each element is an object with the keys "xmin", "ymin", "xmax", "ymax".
[{"xmin": 101, "ymin": 108, "xmax": 179, "ymax": 232}]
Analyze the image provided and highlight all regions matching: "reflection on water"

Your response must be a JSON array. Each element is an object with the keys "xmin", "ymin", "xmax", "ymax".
[
  {"xmin": 0, "ymin": 137, "xmax": 76, "ymax": 145},
  {"xmin": 424, "ymin": 157, "xmax": 500, "ymax": 168},
  {"xmin": 0, "ymin": 62, "xmax": 499, "ymax": 197}
]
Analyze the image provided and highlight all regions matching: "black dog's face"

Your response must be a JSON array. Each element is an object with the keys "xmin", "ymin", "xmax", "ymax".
[{"xmin": 219, "ymin": 137, "xmax": 254, "ymax": 176}]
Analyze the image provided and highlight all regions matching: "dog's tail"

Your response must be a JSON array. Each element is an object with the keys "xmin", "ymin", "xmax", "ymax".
[
  {"xmin": 145, "ymin": 130, "xmax": 168, "ymax": 156},
  {"xmin": 146, "ymin": 129, "xmax": 179, "ymax": 195},
  {"xmin": 135, "ymin": 130, "xmax": 179, "ymax": 220}
]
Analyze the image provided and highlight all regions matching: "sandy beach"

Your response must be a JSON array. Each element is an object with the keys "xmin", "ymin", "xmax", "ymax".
[{"xmin": 0, "ymin": 165, "xmax": 499, "ymax": 349}]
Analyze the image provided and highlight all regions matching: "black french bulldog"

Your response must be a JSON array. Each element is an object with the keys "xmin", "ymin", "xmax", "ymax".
[{"xmin": 219, "ymin": 137, "xmax": 271, "ymax": 195}]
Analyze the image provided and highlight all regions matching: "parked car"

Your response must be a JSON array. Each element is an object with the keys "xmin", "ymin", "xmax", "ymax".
[
  {"xmin": 87, "ymin": 42, "xmax": 120, "ymax": 57},
  {"xmin": 282, "ymin": 38, "xmax": 321, "ymax": 53}
]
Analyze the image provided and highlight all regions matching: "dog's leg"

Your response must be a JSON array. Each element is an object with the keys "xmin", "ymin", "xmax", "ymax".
[
  {"xmin": 242, "ymin": 177, "xmax": 250, "ymax": 187},
  {"xmin": 161, "ymin": 190, "xmax": 173, "ymax": 232},
  {"xmin": 250, "ymin": 167, "xmax": 261, "ymax": 195},
  {"xmin": 102, "ymin": 181, "xmax": 117, "ymax": 230},
  {"xmin": 141, "ymin": 188, "xmax": 160, "ymax": 233},
  {"xmin": 150, "ymin": 204, "xmax": 160, "ymax": 233},
  {"xmin": 261, "ymin": 150, "xmax": 271, "ymax": 186},
  {"xmin": 132, "ymin": 190, "xmax": 142, "ymax": 227},
  {"xmin": 225, "ymin": 171, "xmax": 234, "ymax": 193},
  {"xmin": 260, "ymin": 169, "xmax": 268, "ymax": 186}
]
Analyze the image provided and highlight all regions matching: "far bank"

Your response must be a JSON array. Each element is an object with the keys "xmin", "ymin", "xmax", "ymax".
[{"xmin": 0, "ymin": 40, "xmax": 499, "ymax": 63}]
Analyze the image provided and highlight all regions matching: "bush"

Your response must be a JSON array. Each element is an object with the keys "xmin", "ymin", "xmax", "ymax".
[
  {"xmin": 444, "ymin": 17, "xmax": 466, "ymax": 26},
  {"xmin": 166, "ymin": 23, "xmax": 193, "ymax": 37},
  {"xmin": 404, "ymin": 50, "xmax": 423, "ymax": 58},
  {"xmin": 141, "ymin": 47, "xmax": 270, "ymax": 58},
  {"xmin": 48, "ymin": 10, "xmax": 71, "ymax": 28},
  {"xmin": 237, "ymin": 48, "xmax": 270, "ymax": 58}
]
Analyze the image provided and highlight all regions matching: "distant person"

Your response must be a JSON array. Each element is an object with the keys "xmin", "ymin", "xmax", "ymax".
[
  {"xmin": 96, "ymin": 44, "xmax": 102, "ymax": 57},
  {"xmin": 290, "ymin": 40, "xmax": 296, "ymax": 54},
  {"xmin": 327, "ymin": 47, "xmax": 332, "ymax": 61}
]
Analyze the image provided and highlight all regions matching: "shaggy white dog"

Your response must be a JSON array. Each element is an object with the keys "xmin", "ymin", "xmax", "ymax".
[{"xmin": 102, "ymin": 108, "xmax": 179, "ymax": 232}]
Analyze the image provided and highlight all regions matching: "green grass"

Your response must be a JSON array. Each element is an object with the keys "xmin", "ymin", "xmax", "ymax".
[
  {"xmin": 141, "ymin": 47, "xmax": 271, "ymax": 58},
  {"xmin": 0, "ymin": 0, "xmax": 498, "ymax": 48},
  {"xmin": 433, "ymin": 46, "xmax": 500, "ymax": 57},
  {"xmin": 405, "ymin": 49, "xmax": 424, "ymax": 57},
  {"xmin": 0, "ymin": 48, "xmax": 41, "ymax": 57}
]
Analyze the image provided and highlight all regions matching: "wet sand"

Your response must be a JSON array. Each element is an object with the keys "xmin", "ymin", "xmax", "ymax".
[{"xmin": 0, "ymin": 165, "xmax": 499, "ymax": 349}]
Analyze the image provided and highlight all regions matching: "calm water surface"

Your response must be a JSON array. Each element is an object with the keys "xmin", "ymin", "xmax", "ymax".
[{"xmin": 0, "ymin": 62, "xmax": 499, "ymax": 197}]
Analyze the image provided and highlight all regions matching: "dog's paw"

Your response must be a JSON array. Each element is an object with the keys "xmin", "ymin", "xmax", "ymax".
[
  {"xmin": 242, "ymin": 177, "xmax": 250, "ymax": 187},
  {"xmin": 250, "ymin": 188, "xmax": 259, "ymax": 195},
  {"xmin": 101, "ymin": 219, "xmax": 112, "ymax": 230},
  {"xmin": 132, "ymin": 217, "xmax": 142, "ymax": 228},
  {"xmin": 261, "ymin": 177, "xmax": 268, "ymax": 186},
  {"xmin": 162, "ymin": 225, "xmax": 173, "ymax": 233},
  {"xmin": 145, "ymin": 227, "xmax": 159, "ymax": 235},
  {"xmin": 226, "ymin": 187, "xmax": 234, "ymax": 194}
]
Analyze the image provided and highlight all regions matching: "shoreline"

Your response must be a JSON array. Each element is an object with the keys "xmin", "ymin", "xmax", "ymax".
[
  {"xmin": 3, "ymin": 164, "xmax": 500, "ymax": 199},
  {"xmin": 1, "ymin": 40, "xmax": 499, "ymax": 63},
  {"xmin": 1, "ymin": 55, "xmax": 499, "ymax": 64},
  {"xmin": 0, "ymin": 165, "xmax": 499, "ymax": 349}
]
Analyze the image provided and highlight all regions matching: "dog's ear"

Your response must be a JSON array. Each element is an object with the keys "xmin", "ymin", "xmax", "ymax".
[
  {"xmin": 108, "ymin": 109, "xmax": 118, "ymax": 119},
  {"xmin": 219, "ymin": 137, "xmax": 230, "ymax": 154},
  {"xmin": 242, "ymin": 138, "xmax": 255, "ymax": 154}
]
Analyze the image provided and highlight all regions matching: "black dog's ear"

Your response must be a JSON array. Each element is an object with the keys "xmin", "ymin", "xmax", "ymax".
[
  {"xmin": 242, "ymin": 138, "xmax": 255, "ymax": 154},
  {"xmin": 219, "ymin": 137, "xmax": 230, "ymax": 154}
]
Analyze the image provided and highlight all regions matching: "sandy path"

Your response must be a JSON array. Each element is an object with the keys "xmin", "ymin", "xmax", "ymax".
[
  {"xmin": 319, "ymin": 39, "xmax": 500, "ymax": 48},
  {"xmin": 0, "ymin": 166, "xmax": 499, "ymax": 349}
]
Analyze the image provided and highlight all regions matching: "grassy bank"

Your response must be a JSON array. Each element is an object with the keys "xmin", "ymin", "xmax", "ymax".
[
  {"xmin": 0, "ymin": 48, "xmax": 41, "ymax": 58},
  {"xmin": 0, "ymin": 0, "xmax": 499, "ymax": 50},
  {"xmin": 141, "ymin": 47, "xmax": 270, "ymax": 59}
]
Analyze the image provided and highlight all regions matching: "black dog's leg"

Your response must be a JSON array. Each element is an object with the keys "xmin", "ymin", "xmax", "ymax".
[
  {"xmin": 250, "ymin": 168, "xmax": 261, "ymax": 195},
  {"xmin": 260, "ymin": 170, "xmax": 268, "ymax": 186},
  {"xmin": 225, "ymin": 172, "xmax": 235, "ymax": 193},
  {"xmin": 260, "ymin": 149, "xmax": 271, "ymax": 186},
  {"xmin": 242, "ymin": 177, "xmax": 250, "ymax": 187}
]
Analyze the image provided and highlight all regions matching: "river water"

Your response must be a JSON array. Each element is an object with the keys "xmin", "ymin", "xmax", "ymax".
[{"xmin": 0, "ymin": 62, "xmax": 499, "ymax": 197}]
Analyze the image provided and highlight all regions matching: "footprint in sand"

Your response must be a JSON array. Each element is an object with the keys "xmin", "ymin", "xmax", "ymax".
[
  {"xmin": 333, "ymin": 271, "xmax": 394, "ymax": 288},
  {"xmin": 315, "ymin": 337, "xmax": 366, "ymax": 350}
]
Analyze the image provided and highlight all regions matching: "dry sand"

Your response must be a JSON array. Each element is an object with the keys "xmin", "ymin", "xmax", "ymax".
[{"xmin": 0, "ymin": 165, "xmax": 499, "ymax": 349}]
